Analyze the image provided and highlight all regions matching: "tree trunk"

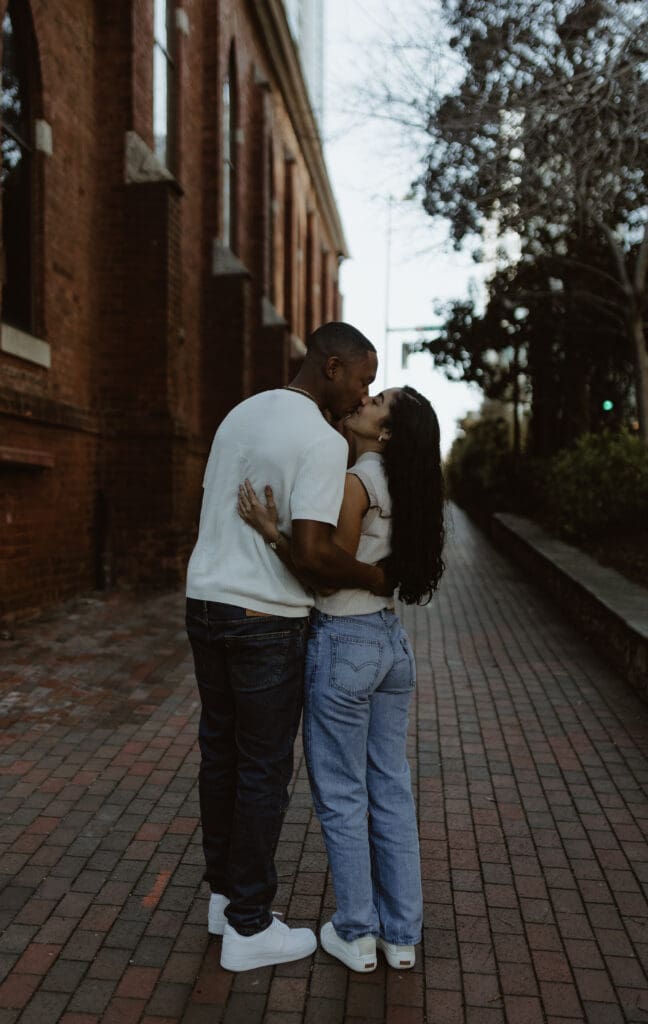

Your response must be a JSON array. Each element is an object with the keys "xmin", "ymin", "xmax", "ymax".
[
  {"xmin": 629, "ymin": 308, "xmax": 648, "ymax": 444},
  {"xmin": 512, "ymin": 344, "xmax": 521, "ymax": 464}
]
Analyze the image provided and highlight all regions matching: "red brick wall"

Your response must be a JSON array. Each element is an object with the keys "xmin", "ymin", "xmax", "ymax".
[{"xmin": 0, "ymin": 0, "xmax": 345, "ymax": 623}]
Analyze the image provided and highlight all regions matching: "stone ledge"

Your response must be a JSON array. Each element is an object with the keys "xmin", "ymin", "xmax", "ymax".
[
  {"xmin": 492, "ymin": 512, "xmax": 648, "ymax": 699},
  {"xmin": 211, "ymin": 242, "xmax": 250, "ymax": 277},
  {"xmin": 1, "ymin": 323, "xmax": 51, "ymax": 368}
]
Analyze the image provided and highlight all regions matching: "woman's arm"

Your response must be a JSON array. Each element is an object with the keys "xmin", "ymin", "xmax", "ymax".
[
  {"xmin": 328, "ymin": 474, "xmax": 368, "ymax": 556},
  {"xmin": 237, "ymin": 481, "xmax": 318, "ymax": 591}
]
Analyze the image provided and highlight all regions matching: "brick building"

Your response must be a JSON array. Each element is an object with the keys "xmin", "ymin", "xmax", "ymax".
[{"xmin": 0, "ymin": 0, "xmax": 347, "ymax": 622}]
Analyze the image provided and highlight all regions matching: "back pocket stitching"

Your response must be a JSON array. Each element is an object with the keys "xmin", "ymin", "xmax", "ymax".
[{"xmin": 330, "ymin": 635, "xmax": 383, "ymax": 696}]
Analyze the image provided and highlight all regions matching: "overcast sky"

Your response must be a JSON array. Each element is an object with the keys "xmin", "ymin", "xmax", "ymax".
[{"xmin": 322, "ymin": 0, "xmax": 487, "ymax": 455}]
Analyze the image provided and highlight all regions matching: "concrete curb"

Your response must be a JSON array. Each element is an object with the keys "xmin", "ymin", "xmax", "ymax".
[{"xmin": 491, "ymin": 512, "xmax": 648, "ymax": 699}]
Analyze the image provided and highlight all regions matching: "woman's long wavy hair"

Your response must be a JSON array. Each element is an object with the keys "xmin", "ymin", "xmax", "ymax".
[{"xmin": 381, "ymin": 386, "xmax": 445, "ymax": 604}]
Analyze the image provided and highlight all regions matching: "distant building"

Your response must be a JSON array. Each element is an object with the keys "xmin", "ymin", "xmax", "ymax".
[{"xmin": 0, "ymin": 0, "xmax": 347, "ymax": 622}]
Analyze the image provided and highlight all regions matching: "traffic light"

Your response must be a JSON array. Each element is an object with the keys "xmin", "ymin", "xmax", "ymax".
[{"xmin": 602, "ymin": 400, "xmax": 614, "ymax": 412}]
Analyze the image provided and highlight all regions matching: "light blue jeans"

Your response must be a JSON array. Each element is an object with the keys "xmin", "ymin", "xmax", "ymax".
[{"xmin": 304, "ymin": 608, "xmax": 423, "ymax": 944}]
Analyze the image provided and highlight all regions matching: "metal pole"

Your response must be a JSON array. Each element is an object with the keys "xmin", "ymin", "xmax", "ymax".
[{"xmin": 383, "ymin": 195, "xmax": 393, "ymax": 387}]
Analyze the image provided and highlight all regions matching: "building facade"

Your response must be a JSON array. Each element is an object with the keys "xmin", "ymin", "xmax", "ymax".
[{"xmin": 0, "ymin": 0, "xmax": 347, "ymax": 622}]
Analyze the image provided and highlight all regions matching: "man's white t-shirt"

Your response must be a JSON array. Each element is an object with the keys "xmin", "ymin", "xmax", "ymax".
[{"xmin": 186, "ymin": 389, "xmax": 348, "ymax": 616}]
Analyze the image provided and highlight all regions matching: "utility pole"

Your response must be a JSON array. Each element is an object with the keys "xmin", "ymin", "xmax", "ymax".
[{"xmin": 383, "ymin": 195, "xmax": 393, "ymax": 387}]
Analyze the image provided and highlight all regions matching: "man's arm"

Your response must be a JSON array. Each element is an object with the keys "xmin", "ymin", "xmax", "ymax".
[
  {"xmin": 291, "ymin": 511, "xmax": 389, "ymax": 596},
  {"xmin": 238, "ymin": 476, "xmax": 387, "ymax": 595}
]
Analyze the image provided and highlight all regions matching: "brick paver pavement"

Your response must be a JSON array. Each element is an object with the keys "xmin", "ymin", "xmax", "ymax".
[{"xmin": 1, "ymin": 506, "xmax": 648, "ymax": 1023}]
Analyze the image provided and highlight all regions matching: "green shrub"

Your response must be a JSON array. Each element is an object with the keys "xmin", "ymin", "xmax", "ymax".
[
  {"xmin": 446, "ymin": 420, "xmax": 647, "ymax": 542},
  {"xmin": 543, "ymin": 431, "xmax": 648, "ymax": 541},
  {"xmin": 445, "ymin": 417, "xmax": 517, "ymax": 513}
]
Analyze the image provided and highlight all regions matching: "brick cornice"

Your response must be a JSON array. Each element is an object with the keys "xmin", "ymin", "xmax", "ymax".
[{"xmin": 250, "ymin": 0, "xmax": 349, "ymax": 259}]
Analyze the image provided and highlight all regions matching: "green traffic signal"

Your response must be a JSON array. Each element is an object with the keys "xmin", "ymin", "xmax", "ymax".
[{"xmin": 602, "ymin": 400, "xmax": 614, "ymax": 412}]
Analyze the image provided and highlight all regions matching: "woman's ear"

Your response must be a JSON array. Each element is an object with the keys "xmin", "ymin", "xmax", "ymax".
[{"xmin": 378, "ymin": 427, "xmax": 392, "ymax": 443}]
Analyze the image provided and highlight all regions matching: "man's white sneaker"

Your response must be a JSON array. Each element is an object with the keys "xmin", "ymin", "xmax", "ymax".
[
  {"xmin": 377, "ymin": 937, "xmax": 416, "ymax": 969},
  {"xmin": 207, "ymin": 893, "xmax": 230, "ymax": 936},
  {"xmin": 320, "ymin": 921, "xmax": 377, "ymax": 973},
  {"xmin": 220, "ymin": 917, "xmax": 317, "ymax": 972}
]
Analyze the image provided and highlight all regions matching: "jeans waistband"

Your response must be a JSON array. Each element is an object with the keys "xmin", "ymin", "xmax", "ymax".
[
  {"xmin": 310, "ymin": 607, "xmax": 396, "ymax": 625},
  {"xmin": 187, "ymin": 597, "xmax": 308, "ymax": 624}
]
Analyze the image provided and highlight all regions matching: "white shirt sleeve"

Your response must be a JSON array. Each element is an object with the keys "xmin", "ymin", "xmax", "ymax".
[{"xmin": 290, "ymin": 434, "xmax": 348, "ymax": 525}]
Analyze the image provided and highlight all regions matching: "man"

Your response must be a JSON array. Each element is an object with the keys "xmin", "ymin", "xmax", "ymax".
[{"xmin": 186, "ymin": 322, "xmax": 388, "ymax": 972}]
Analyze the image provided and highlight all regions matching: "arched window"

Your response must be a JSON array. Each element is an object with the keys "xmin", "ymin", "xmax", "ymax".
[
  {"xmin": 1, "ymin": 0, "xmax": 34, "ymax": 331},
  {"xmin": 153, "ymin": 0, "xmax": 176, "ymax": 170},
  {"xmin": 222, "ymin": 47, "xmax": 237, "ymax": 252}
]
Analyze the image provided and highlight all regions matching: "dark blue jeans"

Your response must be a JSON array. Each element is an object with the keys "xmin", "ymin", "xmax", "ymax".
[{"xmin": 186, "ymin": 598, "xmax": 307, "ymax": 935}]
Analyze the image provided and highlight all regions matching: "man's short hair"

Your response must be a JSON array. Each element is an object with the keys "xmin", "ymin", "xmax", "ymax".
[{"xmin": 306, "ymin": 322, "xmax": 376, "ymax": 364}]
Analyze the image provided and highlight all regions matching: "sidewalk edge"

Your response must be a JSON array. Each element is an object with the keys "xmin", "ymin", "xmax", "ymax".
[{"xmin": 491, "ymin": 512, "xmax": 648, "ymax": 700}]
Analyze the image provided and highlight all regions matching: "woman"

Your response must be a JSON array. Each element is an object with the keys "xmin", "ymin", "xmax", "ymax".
[{"xmin": 237, "ymin": 385, "xmax": 445, "ymax": 972}]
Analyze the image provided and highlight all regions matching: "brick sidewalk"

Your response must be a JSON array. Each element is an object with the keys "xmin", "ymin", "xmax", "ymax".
[{"xmin": 1, "ymin": 506, "xmax": 648, "ymax": 1023}]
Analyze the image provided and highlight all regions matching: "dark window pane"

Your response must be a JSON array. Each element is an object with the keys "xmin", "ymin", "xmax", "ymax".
[
  {"xmin": 2, "ymin": 10, "xmax": 29, "ymax": 142},
  {"xmin": 1, "ymin": 129, "xmax": 32, "ymax": 329},
  {"xmin": 223, "ymin": 55, "xmax": 237, "ymax": 252},
  {"xmin": 1, "ymin": 3, "xmax": 33, "ymax": 331},
  {"xmin": 222, "ymin": 76, "xmax": 231, "ymax": 247}
]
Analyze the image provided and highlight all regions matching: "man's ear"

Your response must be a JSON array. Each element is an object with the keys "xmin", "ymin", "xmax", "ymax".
[{"xmin": 324, "ymin": 355, "xmax": 342, "ymax": 380}]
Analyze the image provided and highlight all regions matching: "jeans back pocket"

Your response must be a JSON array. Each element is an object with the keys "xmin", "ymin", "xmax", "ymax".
[{"xmin": 330, "ymin": 634, "xmax": 384, "ymax": 697}]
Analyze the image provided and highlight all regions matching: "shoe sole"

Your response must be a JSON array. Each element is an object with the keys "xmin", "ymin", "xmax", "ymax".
[
  {"xmin": 220, "ymin": 942, "xmax": 317, "ymax": 972},
  {"xmin": 377, "ymin": 940, "xmax": 415, "ymax": 969},
  {"xmin": 321, "ymin": 933, "xmax": 377, "ymax": 973}
]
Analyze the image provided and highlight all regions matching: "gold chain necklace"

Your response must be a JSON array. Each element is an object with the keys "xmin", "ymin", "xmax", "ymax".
[{"xmin": 283, "ymin": 385, "xmax": 319, "ymax": 406}]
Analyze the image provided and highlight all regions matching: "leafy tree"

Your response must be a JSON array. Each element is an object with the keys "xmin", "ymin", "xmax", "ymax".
[
  {"xmin": 423, "ymin": 235, "xmax": 636, "ymax": 455},
  {"xmin": 418, "ymin": 0, "xmax": 648, "ymax": 439}
]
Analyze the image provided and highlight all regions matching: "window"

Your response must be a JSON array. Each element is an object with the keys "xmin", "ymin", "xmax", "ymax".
[
  {"xmin": 153, "ymin": 0, "xmax": 176, "ymax": 170},
  {"xmin": 268, "ymin": 139, "xmax": 275, "ymax": 303},
  {"xmin": 222, "ymin": 47, "xmax": 237, "ymax": 251},
  {"xmin": 305, "ymin": 212, "xmax": 314, "ymax": 335},
  {"xmin": 320, "ymin": 249, "xmax": 329, "ymax": 323},
  {"xmin": 1, "ymin": 0, "xmax": 34, "ymax": 331},
  {"xmin": 283, "ymin": 159, "xmax": 294, "ymax": 323}
]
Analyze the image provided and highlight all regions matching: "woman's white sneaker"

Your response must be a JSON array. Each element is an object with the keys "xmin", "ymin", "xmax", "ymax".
[
  {"xmin": 207, "ymin": 893, "xmax": 230, "ymax": 936},
  {"xmin": 220, "ymin": 917, "xmax": 317, "ymax": 972},
  {"xmin": 377, "ymin": 937, "xmax": 416, "ymax": 969},
  {"xmin": 320, "ymin": 921, "xmax": 377, "ymax": 973}
]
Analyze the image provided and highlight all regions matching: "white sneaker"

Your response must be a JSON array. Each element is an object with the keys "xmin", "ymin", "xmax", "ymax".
[
  {"xmin": 220, "ymin": 917, "xmax": 317, "ymax": 972},
  {"xmin": 208, "ymin": 893, "xmax": 230, "ymax": 936},
  {"xmin": 320, "ymin": 921, "xmax": 377, "ymax": 973},
  {"xmin": 377, "ymin": 937, "xmax": 416, "ymax": 969}
]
